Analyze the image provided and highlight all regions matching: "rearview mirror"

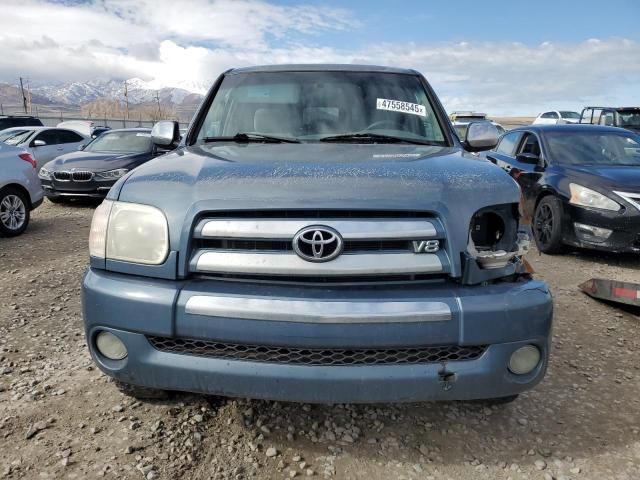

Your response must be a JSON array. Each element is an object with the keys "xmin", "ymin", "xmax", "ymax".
[
  {"xmin": 516, "ymin": 152, "xmax": 541, "ymax": 165},
  {"xmin": 151, "ymin": 121, "xmax": 180, "ymax": 148},
  {"xmin": 464, "ymin": 121, "xmax": 499, "ymax": 152},
  {"xmin": 33, "ymin": 139, "xmax": 46, "ymax": 147}
]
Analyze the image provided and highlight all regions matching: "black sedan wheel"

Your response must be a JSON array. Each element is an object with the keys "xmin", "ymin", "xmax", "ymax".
[
  {"xmin": 533, "ymin": 196, "xmax": 564, "ymax": 254},
  {"xmin": 0, "ymin": 187, "xmax": 30, "ymax": 237}
]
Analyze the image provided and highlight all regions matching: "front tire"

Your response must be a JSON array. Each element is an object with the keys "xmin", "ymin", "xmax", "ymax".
[
  {"xmin": 0, "ymin": 187, "xmax": 30, "ymax": 237},
  {"xmin": 533, "ymin": 196, "xmax": 564, "ymax": 254}
]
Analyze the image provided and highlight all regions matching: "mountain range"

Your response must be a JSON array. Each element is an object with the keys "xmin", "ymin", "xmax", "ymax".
[{"xmin": 0, "ymin": 78, "xmax": 207, "ymax": 115}]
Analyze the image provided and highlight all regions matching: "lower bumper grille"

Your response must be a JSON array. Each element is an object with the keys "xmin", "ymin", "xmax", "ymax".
[{"xmin": 147, "ymin": 336, "xmax": 487, "ymax": 366}]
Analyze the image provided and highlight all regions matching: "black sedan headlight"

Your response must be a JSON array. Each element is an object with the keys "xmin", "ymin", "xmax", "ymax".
[{"xmin": 95, "ymin": 168, "xmax": 129, "ymax": 180}]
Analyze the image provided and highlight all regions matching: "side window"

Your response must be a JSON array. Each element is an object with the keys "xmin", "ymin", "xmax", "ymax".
[
  {"xmin": 599, "ymin": 111, "xmax": 614, "ymax": 126},
  {"xmin": 495, "ymin": 131, "xmax": 523, "ymax": 156},
  {"xmin": 541, "ymin": 112, "xmax": 553, "ymax": 119},
  {"xmin": 550, "ymin": 112, "xmax": 559, "ymax": 119},
  {"xmin": 518, "ymin": 133, "xmax": 541, "ymax": 157},
  {"xmin": 58, "ymin": 129, "xmax": 84, "ymax": 143},
  {"xmin": 592, "ymin": 109, "xmax": 603, "ymax": 125},
  {"xmin": 580, "ymin": 109, "xmax": 592, "ymax": 123},
  {"xmin": 32, "ymin": 130, "xmax": 59, "ymax": 146}
]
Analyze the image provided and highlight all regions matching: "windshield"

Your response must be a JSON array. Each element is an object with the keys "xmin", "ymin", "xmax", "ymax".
[
  {"xmin": 560, "ymin": 111, "xmax": 580, "ymax": 120},
  {"xmin": 196, "ymin": 71, "xmax": 447, "ymax": 144},
  {"xmin": 546, "ymin": 131, "xmax": 640, "ymax": 166},
  {"xmin": 85, "ymin": 131, "xmax": 152, "ymax": 153},
  {"xmin": 616, "ymin": 110, "xmax": 640, "ymax": 128},
  {"xmin": 0, "ymin": 129, "xmax": 30, "ymax": 143},
  {"xmin": 3, "ymin": 129, "xmax": 34, "ymax": 145}
]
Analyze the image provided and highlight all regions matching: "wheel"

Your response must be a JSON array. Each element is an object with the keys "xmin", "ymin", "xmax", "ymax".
[
  {"xmin": 0, "ymin": 187, "xmax": 30, "ymax": 237},
  {"xmin": 533, "ymin": 196, "xmax": 564, "ymax": 254},
  {"xmin": 115, "ymin": 380, "xmax": 169, "ymax": 400}
]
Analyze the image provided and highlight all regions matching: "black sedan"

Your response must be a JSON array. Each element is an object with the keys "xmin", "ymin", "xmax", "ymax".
[
  {"xmin": 486, "ymin": 124, "xmax": 640, "ymax": 254},
  {"xmin": 38, "ymin": 128, "xmax": 161, "ymax": 202}
]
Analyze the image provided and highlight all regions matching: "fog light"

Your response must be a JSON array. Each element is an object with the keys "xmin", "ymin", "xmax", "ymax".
[
  {"xmin": 508, "ymin": 345, "xmax": 540, "ymax": 375},
  {"xmin": 95, "ymin": 331, "xmax": 128, "ymax": 360},
  {"xmin": 574, "ymin": 222, "xmax": 612, "ymax": 242}
]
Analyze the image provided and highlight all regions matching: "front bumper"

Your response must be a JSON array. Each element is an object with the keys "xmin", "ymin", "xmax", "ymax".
[
  {"xmin": 562, "ymin": 202, "xmax": 640, "ymax": 253},
  {"xmin": 40, "ymin": 177, "xmax": 115, "ymax": 199},
  {"xmin": 82, "ymin": 269, "xmax": 553, "ymax": 403}
]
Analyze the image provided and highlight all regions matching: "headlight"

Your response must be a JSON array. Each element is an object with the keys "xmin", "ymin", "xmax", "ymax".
[
  {"xmin": 96, "ymin": 168, "xmax": 129, "ymax": 180},
  {"xmin": 38, "ymin": 167, "xmax": 52, "ymax": 180},
  {"xmin": 89, "ymin": 200, "xmax": 169, "ymax": 265},
  {"xmin": 569, "ymin": 183, "xmax": 620, "ymax": 211}
]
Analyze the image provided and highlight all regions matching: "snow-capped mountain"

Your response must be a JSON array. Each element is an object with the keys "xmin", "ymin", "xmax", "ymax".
[{"xmin": 29, "ymin": 78, "xmax": 207, "ymax": 107}]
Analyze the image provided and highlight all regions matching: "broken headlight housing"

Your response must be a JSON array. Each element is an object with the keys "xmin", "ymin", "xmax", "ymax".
[{"xmin": 463, "ymin": 203, "xmax": 530, "ymax": 283}]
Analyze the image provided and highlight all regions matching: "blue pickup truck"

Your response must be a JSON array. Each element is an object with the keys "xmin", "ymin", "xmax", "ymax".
[{"xmin": 82, "ymin": 65, "xmax": 552, "ymax": 404}]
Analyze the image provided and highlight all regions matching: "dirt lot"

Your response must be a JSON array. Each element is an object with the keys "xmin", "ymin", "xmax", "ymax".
[{"xmin": 1, "ymin": 201, "xmax": 639, "ymax": 480}]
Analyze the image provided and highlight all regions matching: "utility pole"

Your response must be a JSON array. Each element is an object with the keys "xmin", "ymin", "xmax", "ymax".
[
  {"xmin": 26, "ymin": 78, "xmax": 32, "ymax": 114},
  {"xmin": 155, "ymin": 91, "xmax": 161, "ymax": 119},
  {"xmin": 123, "ymin": 80, "xmax": 130, "ymax": 120},
  {"xmin": 19, "ymin": 77, "xmax": 27, "ymax": 114}
]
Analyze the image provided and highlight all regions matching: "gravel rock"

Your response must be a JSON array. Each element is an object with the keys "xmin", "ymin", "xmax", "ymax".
[{"xmin": 266, "ymin": 447, "xmax": 278, "ymax": 458}]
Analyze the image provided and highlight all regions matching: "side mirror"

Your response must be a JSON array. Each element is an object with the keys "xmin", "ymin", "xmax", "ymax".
[
  {"xmin": 516, "ymin": 152, "xmax": 542, "ymax": 165},
  {"xmin": 32, "ymin": 139, "xmax": 46, "ymax": 147},
  {"xmin": 151, "ymin": 121, "xmax": 180, "ymax": 148},
  {"xmin": 464, "ymin": 121, "xmax": 499, "ymax": 152}
]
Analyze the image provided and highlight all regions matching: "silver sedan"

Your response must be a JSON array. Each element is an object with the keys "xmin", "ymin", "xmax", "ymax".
[
  {"xmin": 0, "ymin": 143, "xmax": 44, "ymax": 236},
  {"xmin": 0, "ymin": 126, "xmax": 89, "ymax": 171}
]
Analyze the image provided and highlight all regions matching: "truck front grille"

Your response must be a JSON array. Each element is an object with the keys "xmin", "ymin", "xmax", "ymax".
[
  {"xmin": 188, "ymin": 211, "xmax": 448, "ymax": 279},
  {"xmin": 147, "ymin": 336, "xmax": 486, "ymax": 366}
]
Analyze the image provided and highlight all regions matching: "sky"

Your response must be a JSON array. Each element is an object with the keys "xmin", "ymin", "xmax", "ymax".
[{"xmin": 0, "ymin": 0, "xmax": 638, "ymax": 115}]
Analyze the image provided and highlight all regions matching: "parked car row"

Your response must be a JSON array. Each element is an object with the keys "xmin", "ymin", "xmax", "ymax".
[
  {"xmin": 0, "ymin": 121, "xmax": 167, "ymax": 236},
  {"xmin": 483, "ymin": 124, "xmax": 640, "ymax": 254}
]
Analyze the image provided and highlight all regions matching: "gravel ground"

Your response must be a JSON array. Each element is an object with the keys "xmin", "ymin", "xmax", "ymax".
[{"xmin": 1, "ymin": 200, "xmax": 639, "ymax": 480}]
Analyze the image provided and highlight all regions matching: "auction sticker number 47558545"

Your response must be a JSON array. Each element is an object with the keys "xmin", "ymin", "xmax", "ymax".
[{"xmin": 376, "ymin": 98, "xmax": 426, "ymax": 117}]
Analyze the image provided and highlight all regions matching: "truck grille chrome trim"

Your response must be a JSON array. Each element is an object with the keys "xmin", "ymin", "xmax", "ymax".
[
  {"xmin": 147, "ymin": 336, "xmax": 485, "ymax": 366},
  {"xmin": 185, "ymin": 295, "xmax": 452, "ymax": 323},
  {"xmin": 193, "ymin": 251, "xmax": 442, "ymax": 276},
  {"xmin": 198, "ymin": 219, "xmax": 437, "ymax": 239}
]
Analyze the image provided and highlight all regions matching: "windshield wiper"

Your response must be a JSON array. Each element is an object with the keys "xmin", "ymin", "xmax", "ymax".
[
  {"xmin": 202, "ymin": 132, "xmax": 301, "ymax": 144},
  {"xmin": 319, "ymin": 133, "xmax": 440, "ymax": 145}
]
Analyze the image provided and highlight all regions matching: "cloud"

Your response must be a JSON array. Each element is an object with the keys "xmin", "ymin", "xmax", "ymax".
[{"xmin": 0, "ymin": 0, "xmax": 638, "ymax": 114}]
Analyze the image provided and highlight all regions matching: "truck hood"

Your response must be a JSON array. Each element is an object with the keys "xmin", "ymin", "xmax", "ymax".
[
  {"xmin": 114, "ymin": 143, "xmax": 521, "ymax": 259},
  {"xmin": 46, "ymin": 150, "xmax": 149, "ymax": 171}
]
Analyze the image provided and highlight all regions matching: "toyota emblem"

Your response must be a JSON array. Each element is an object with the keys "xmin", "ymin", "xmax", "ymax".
[{"xmin": 293, "ymin": 226, "xmax": 344, "ymax": 262}]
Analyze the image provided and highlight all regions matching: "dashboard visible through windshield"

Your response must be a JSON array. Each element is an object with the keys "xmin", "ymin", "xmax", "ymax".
[{"xmin": 195, "ymin": 71, "xmax": 447, "ymax": 145}]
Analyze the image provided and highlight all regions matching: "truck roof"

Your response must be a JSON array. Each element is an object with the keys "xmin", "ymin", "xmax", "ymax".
[{"xmin": 229, "ymin": 64, "xmax": 419, "ymax": 75}]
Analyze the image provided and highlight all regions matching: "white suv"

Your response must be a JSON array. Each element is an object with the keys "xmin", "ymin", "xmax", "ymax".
[{"xmin": 533, "ymin": 110, "xmax": 581, "ymax": 125}]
